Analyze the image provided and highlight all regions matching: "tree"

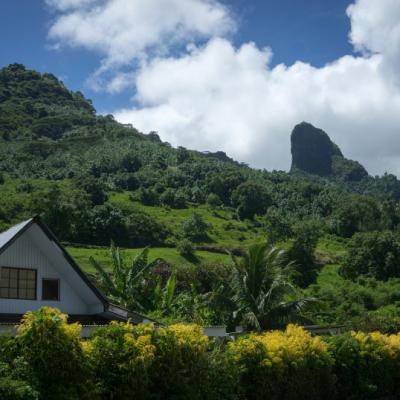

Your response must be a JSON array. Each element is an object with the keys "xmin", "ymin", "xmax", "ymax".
[
  {"xmin": 120, "ymin": 153, "xmax": 141, "ymax": 172},
  {"xmin": 88, "ymin": 204, "xmax": 126, "ymax": 245},
  {"xmin": 206, "ymin": 170, "xmax": 244, "ymax": 204},
  {"xmin": 177, "ymin": 239, "xmax": 196, "ymax": 257},
  {"xmin": 75, "ymin": 175, "xmax": 107, "ymax": 205},
  {"xmin": 332, "ymin": 195, "xmax": 381, "ymax": 237},
  {"xmin": 181, "ymin": 213, "xmax": 211, "ymax": 242},
  {"xmin": 125, "ymin": 211, "xmax": 168, "ymax": 247},
  {"xmin": 264, "ymin": 206, "xmax": 294, "ymax": 243},
  {"xmin": 89, "ymin": 244, "xmax": 163, "ymax": 311},
  {"xmin": 287, "ymin": 221, "xmax": 321, "ymax": 288},
  {"xmin": 340, "ymin": 231, "xmax": 400, "ymax": 280},
  {"xmin": 206, "ymin": 193, "xmax": 222, "ymax": 208},
  {"xmin": 176, "ymin": 146, "xmax": 191, "ymax": 164},
  {"xmin": 138, "ymin": 187, "xmax": 159, "ymax": 206},
  {"xmin": 223, "ymin": 243, "xmax": 314, "ymax": 331},
  {"xmin": 232, "ymin": 181, "xmax": 272, "ymax": 220}
]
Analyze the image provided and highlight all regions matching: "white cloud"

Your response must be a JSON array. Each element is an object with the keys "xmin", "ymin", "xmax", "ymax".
[
  {"xmin": 45, "ymin": 0, "xmax": 97, "ymax": 11},
  {"xmin": 115, "ymin": 38, "xmax": 400, "ymax": 175},
  {"xmin": 46, "ymin": 0, "xmax": 235, "ymax": 90},
  {"xmin": 347, "ymin": 0, "xmax": 400, "ymax": 83},
  {"xmin": 114, "ymin": 0, "xmax": 400, "ymax": 176},
  {"xmin": 46, "ymin": 0, "xmax": 400, "ymax": 175}
]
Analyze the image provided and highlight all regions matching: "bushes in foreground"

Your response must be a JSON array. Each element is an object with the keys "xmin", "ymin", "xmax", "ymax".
[
  {"xmin": 1, "ymin": 307, "xmax": 400, "ymax": 399},
  {"xmin": 227, "ymin": 324, "xmax": 335, "ymax": 400},
  {"xmin": 329, "ymin": 331, "xmax": 400, "ymax": 399}
]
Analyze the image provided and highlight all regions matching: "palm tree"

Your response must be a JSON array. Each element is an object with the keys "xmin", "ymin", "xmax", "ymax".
[
  {"xmin": 226, "ymin": 243, "xmax": 315, "ymax": 331},
  {"xmin": 89, "ymin": 242, "xmax": 163, "ymax": 311}
]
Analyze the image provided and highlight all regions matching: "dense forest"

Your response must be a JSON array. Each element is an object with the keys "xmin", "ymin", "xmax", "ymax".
[{"xmin": 2, "ymin": 63, "xmax": 400, "ymax": 331}]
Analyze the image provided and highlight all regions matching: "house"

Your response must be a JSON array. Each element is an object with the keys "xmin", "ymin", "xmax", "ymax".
[{"xmin": 0, "ymin": 216, "xmax": 157, "ymax": 336}]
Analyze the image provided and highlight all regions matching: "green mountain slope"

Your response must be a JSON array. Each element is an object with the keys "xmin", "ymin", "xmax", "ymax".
[
  {"xmin": 1, "ymin": 63, "xmax": 400, "ymax": 248},
  {"xmin": 2, "ymin": 63, "xmax": 400, "ymax": 329}
]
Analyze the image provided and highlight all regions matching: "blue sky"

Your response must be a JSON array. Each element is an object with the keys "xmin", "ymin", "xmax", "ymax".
[
  {"xmin": 1, "ymin": 0, "xmax": 400, "ymax": 176},
  {"xmin": 0, "ymin": 0, "xmax": 353, "ymax": 112}
]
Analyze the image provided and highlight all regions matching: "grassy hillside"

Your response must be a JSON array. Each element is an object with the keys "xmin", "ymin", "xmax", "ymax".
[
  {"xmin": 67, "ymin": 245, "xmax": 231, "ymax": 273},
  {"xmin": 2, "ymin": 63, "xmax": 400, "ymax": 331}
]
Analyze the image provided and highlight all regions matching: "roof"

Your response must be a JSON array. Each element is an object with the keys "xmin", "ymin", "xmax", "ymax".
[
  {"xmin": 0, "ymin": 216, "xmax": 161, "ymax": 326},
  {"xmin": 0, "ymin": 216, "xmax": 107, "ymax": 306},
  {"xmin": 0, "ymin": 218, "xmax": 34, "ymax": 250}
]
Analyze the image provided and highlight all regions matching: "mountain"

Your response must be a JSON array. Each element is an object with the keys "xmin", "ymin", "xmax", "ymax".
[
  {"xmin": 290, "ymin": 122, "xmax": 368, "ymax": 181},
  {"xmin": 1, "ymin": 63, "xmax": 400, "ymax": 249}
]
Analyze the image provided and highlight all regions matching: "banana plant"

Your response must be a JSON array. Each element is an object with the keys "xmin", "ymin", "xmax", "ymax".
[
  {"xmin": 152, "ymin": 268, "xmax": 177, "ymax": 315},
  {"xmin": 89, "ymin": 242, "xmax": 163, "ymax": 311}
]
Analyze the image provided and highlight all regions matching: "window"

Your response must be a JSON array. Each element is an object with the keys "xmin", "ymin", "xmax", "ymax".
[
  {"xmin": 42, "ymin": 279, "xmax": 60, "ymax": 301},
  {"xmin": 0, "ymin": 267, "xmax": 36, "ymax": 300}
]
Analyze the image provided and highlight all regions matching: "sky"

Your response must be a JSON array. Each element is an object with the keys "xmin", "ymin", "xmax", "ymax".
[{"xmin": 1, "ymin": 0, "xmax": 400, "ymax": 176}]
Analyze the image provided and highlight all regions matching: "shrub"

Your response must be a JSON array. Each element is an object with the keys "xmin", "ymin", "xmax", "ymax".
[
  {"xmin": 231, "ymin": 181, "xmax": 272, "ymax": 220},
  {"xmin": 0, "ymin": 361, "xmax": 38, "ymax": 400},
  {"xmin": 89, "ymin": 322, "xmax": 211, "ymax": 400},
  {"xmin": 16, "ymin": 307, "xmax": 91, "ymax": 400},
  {"xmin": 88, "ymin": 322, "xmax": 155, "ymax": 399},
  {"xmin": 205, "ymin": 345, "xmax": 239, "ymax": 400},
  {"xmin": 207, "ymin": 193, "xmax": 222, "ymax": 208},
  {"xmin": 227, "ymin": 325, "xmax": 335, "ymax": 400},
  {"xmin": 328, "ymin": 331, "xmax": 400, "ymax": 399},
  {"xmin": 125, "ymin": 211, "xmax": 169, "ymax": 246},
  {"xmin": 340, "ymin": 231, "xmax": 400, "ymax": 280},
  {"xmin": 138, "ymin": 187, "xmax": 159, "ymax": 206},
  {"xmin": 177, "ymin": 238, "xmax": 195, "ymax": 257},
  {"xmin": 150, "ymin": 324, "xmax": 210, "ymax": 400},
  {"xmin": 160, "ymin": 188, "xmax": 188, "ymax": 209},
  {"xmin": 181, "ymin": 212, "xmax": 211, "ymax": 242}
]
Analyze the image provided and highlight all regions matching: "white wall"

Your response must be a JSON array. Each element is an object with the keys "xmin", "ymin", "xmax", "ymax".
[{"xmin": 0, "ymin": 227, "xmax": 100, "ymax": 315}]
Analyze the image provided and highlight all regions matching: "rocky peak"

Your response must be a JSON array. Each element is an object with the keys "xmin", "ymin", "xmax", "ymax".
[{"xmin": 290, "ymin": 122, "xmax": 368, "ymax": 181}]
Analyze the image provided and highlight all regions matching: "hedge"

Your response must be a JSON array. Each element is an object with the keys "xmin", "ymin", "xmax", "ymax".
[{"xmin": 0, "ymin": 308, "xmax": 400, "ymax": 399}]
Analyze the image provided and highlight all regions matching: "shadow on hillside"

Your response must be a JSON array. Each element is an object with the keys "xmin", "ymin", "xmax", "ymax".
[{"xmin": 181, "ymin": 253, "xmax": 201, "ymax": 265}]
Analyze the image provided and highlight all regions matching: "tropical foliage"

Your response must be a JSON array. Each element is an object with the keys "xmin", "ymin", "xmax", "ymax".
[
  {"xmin": 89, "ymin": 244, "xmax": 163, "ymax": 310},
  {"xmin": 223, "ymin": 243, "xmax": 314, "ymax": 330},
  {"xmin": 2, "ymin": 308, "xmax": 400, "ymax": 400}
]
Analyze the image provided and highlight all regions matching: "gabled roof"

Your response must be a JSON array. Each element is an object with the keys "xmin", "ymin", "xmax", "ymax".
[
  {"xmin": 0, "ymin": 216, "xmax": 107, "ymax": 306},
  {"xmin": 0, "ymin": 218, "xmax": 34, "ymax": 251},
  {"xmin": 0, "ymin": 216, "xmax": 161, "ymax": 326}
]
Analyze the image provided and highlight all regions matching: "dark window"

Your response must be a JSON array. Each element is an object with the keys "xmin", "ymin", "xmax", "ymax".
[
  {"xmin": 0, "ymin": 267, "xmax": 36, "ymax": 300},
  {"xmin": 42, "ymin": 279, "xmax": 60, "ymax": 301}
]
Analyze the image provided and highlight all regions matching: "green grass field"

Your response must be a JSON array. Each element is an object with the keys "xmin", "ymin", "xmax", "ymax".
[
  {"xmin": 67, "ymin": 236, "xmax": 347, "ymax": 274},
  {"xmin": 67, "ymin": 245, "xmax": 231, "ymax": 273},
  {"xmin": 109, "ymin": 193, "xmax": 264, "ymax": 247}
]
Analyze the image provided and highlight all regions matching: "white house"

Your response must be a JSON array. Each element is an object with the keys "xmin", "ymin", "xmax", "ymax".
[{"xmin": 0, "ymin": 216, "xmax": 155, "ymax": 335}]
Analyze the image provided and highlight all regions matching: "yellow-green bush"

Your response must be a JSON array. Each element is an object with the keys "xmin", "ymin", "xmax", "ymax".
[
  {"xmin": 227, "ymin": 325, "xmax": 335, "ymax": 400},
  {"xmin": 88, "ymin": 321, "xmax": 155, "ymax": 399},
  {"xmin": 88, "ymin": 322, "xmax": 211, "ymax": 400},
  {"xmin": 328, "ymin": 331, "xmax": 400, "ymax": 399},
  {"xmin": 7, "ymin": 307, "xmax": 400, "ymax": 400},
  {"xmin": 16, "ymin": 307, "xmax": 91, "ymax": 400},
  {"xmin": 149, "ymin": 323, "xmax": 210, "ymax": 400}
]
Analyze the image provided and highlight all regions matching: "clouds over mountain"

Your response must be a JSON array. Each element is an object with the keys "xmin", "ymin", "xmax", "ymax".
[
  {"xmin": 46, "ymin": 0, "xmax": 400, "ymax": 175},
  {"xmin": 46, "ymin": 0, "xmax": 235, "ymax": 90}
]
